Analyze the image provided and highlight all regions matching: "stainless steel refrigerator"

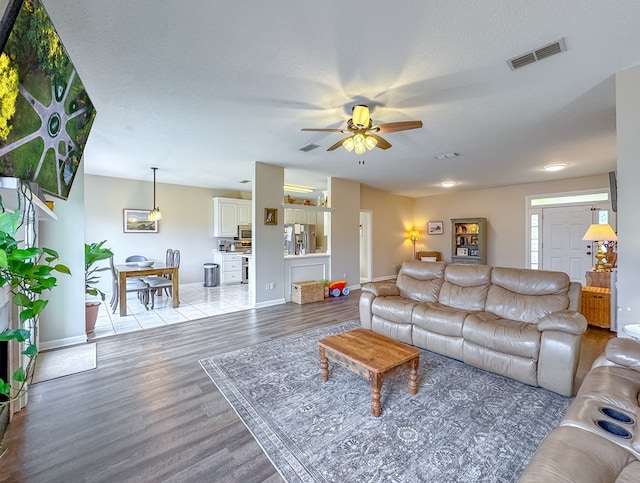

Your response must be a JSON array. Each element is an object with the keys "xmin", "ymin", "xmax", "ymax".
[{"xmin": 284, "ymin": 224, "xmax": 316, "ymax": 254}]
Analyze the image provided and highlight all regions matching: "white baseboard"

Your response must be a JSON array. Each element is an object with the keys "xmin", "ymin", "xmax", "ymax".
[
  {"xmin": 254, "ymin": 298, "xmax": 286, "ymax": 309},
  {"xmin": 40, "ymin": 334, "xmax": 88, "ymax": 351}
]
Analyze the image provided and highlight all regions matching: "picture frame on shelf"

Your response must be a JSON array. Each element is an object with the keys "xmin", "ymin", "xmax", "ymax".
[
  {"xmin": 469, "ymin": 248, "xmax": 479, "ymax": 256},
  {"xmin": 428, "ymin": 221, "xmax": 444, "ymax": 235},
  {"xmin": 264, "ymin": 207, "xmax": 278, "ymax": 225},
  {"xmin": 123, "ymin": 209, "xmax": 158, "ymax": 233}
]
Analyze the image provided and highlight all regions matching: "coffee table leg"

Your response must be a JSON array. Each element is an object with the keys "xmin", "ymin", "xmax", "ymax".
[
  {"xmin": 408, "ymin": 356, "xmax": 419, "ymax": 395},
  {"xmin": 319, "ymin": 346, "xmax": 329, "ymax": 381},
  {"xmin": 369, "ymin": 371, "xmax": 383, "ymax": 417}
]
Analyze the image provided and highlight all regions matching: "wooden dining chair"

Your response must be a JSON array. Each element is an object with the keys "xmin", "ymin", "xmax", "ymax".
[
  {"xmin": 109, "ymin": 256, "xmax": 150, "ymax": 313},
  {"xmin": 145, "ymin": 249, "xmax": 180, "ymax": 309}
]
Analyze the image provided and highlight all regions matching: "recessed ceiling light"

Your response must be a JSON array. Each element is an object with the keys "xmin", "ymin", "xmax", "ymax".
[
  {"xmin": 543, "ymin": 163, "xmax": 567, "ymax": 172},
  {"xmin": 435, "ymin": 152, "xmax": 460, "ymax": 160},
  {"xmin": 440, "ymin": 181, "xmax": 457, "ymax": 188}
]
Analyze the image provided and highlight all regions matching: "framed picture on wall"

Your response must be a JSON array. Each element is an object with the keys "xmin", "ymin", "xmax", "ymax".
[
  {"xmin": 264, "ymin": 207, "xmax": 278, "ymax": 225},
  {"xmin": 428, "ymin": 221, "xmax": 444, "ymax": 235},
  {"xmin": 123, "ymin": 209, "xmax": 159, "ymax": 233}
]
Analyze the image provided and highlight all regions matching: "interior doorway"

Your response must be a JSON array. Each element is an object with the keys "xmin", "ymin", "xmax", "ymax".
[{"xmin": 359, "ymin": 211, "xmax": 372, "ymax": 283}]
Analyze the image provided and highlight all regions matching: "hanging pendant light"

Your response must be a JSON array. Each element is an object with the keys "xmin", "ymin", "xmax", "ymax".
[{"xmin": 148, "ymin": 167, "xmax": 162, "ymax": 221}]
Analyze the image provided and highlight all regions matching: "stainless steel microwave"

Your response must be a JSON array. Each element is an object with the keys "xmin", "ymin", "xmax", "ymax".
[{"xmin": 237, "ymin": 225, "xmax": 252, "ymax": 241}]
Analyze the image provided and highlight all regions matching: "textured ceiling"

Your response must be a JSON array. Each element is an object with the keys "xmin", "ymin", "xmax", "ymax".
[{"xmin": 8, "ymin": 0, "xmax": 640, "ymax": 197}]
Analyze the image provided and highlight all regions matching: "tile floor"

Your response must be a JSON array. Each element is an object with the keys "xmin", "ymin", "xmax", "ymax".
[{"xmin": 88, "ymin": 283, "xmax": 254, "ymax": 340}]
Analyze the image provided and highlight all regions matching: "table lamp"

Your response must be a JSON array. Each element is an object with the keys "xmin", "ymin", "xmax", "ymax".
[
  {"xmin": 409, "ymin": 230, "xmax": 420, "ymax": 260},
  {"xmin": 582, "ymin": 223, "xmax": 617, "ymax": 271}
]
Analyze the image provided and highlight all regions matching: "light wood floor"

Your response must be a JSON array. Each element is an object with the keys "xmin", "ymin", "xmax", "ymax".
[{"xmin": 0, "ymin": 292, "xmax": 613, "ymax": 482}]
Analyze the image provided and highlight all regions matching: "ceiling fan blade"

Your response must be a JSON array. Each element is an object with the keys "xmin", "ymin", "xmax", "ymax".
[
  {"xmin": 374, "ymin": 120, "xmax": 423, "ymax": 133},
  {"xmin": 301, "ymin": 128, "xmax": 346, "ymax": 133},
  {"xmin": 327, "ymin": 137, "xmax": 351, "ymax": 151},
  {"xmin": 370, "ymin": 134, "xmax": 391, "ymax": 150}
]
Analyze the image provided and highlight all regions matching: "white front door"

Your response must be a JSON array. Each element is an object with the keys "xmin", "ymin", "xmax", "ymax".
[{"xmin": 542, "ymin": 205, "xmax": 594, "ymax": 283}]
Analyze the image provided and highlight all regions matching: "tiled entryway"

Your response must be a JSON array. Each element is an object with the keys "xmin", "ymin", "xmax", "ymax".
[{"xmin": 88, "ymin": 283, "xmax": 253, "ymax": 340}]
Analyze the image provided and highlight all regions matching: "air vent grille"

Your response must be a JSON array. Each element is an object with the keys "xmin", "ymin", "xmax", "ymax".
[
  {"xmin": 299, "ymin": 143, "xmax": 320, "ymax": 152},
  {"xmin": 508, "ymin": 38, "xmax": 567, "ymax": 71}
]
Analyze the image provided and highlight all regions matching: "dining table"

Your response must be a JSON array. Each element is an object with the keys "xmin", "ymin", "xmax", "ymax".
[{"xmin": 114, "ymin": 262, "xmax": 180, "ymax": 316}]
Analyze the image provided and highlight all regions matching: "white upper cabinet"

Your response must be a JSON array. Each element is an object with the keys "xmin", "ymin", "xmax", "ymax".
[
  {"xmin": 213, "ymin": 197, "xmax": 252, "ymax": 237},
  {"xmin": 236, "ymin": 200, "xmax": 251, "ymax": 226}
]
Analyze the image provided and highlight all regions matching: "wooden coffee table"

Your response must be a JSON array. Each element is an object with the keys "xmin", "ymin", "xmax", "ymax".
[{"xmin": 318, "ymin": 328, "xmax": 420, "ymax": 417}]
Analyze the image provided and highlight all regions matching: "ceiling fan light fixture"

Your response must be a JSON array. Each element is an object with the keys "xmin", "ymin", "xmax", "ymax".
[
  {"xmin": 352, "ymin": 105, "xmax": 370, "ymax": 128},
  {"xmin": 354, "ymin": 143, "xmax": 366, "ymax": 155},
  {"xmin": 342, "ymin": 137, "xmax": 355, "ymax": 152},
  {"xmin": 365, "ymin": 135, "xmax": 378, "ymax": 150}
]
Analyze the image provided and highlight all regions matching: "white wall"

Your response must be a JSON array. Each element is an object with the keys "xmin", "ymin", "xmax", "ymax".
[
  {"xmin": 615, "ymin": 65, "xmax": 640, "ymax": 337},
  {"xmin": 413, "ymin": 174, "xmax": 609, "ymax": 268},
  {"xmin": 360, "ymin": 186, "xmax": 415, "ymax": 279},
  {"xmin": 84, "ymin": 174, "xmax": 248, "ymax": 296},
  {"xmin": 39, "ymin": 163, "xmax": 86, "ymax": 348},
  {"xmin": 253, "ymin": 162, "xmax": 285, "ymax": 306},
  {"xmin": 329, "ymin": 177, "xmax": 360, "ymax": 288}
]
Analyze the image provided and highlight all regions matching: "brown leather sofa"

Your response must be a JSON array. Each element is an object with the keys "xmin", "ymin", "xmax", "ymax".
[
  {"xmin": 359, "ymin": 261, "xmax": 588, "ymax": 396},
  {"xmin": 520, "ymin": 337, "xmax": 640, "ymax": 481}
]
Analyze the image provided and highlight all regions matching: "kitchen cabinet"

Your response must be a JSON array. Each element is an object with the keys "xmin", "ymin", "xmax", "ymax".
[
  {"xmin": 213, "ymin": 197, "xmax": 252, "ymax": 237},
  {"xmin": 283, "ymin": 203, "xmax": 331, "ymax": 225},
  {"xmin": 451, "ymin": 217, "xmax": 487, "ymax": 265},
  {"xmin": 213, "ymin": 252, "xmax": 243, "ymax": 284}
]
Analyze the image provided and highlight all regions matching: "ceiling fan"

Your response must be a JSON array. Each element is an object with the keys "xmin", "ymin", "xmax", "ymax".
[{"xmin": 301, "ymin": 105, "xmax": 423, "ymax": 154}]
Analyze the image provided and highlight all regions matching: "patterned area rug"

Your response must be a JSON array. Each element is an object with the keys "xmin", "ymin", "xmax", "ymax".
[{"xmin": 199, "ymin": 321, "xmax": 572, "ymax": 482}]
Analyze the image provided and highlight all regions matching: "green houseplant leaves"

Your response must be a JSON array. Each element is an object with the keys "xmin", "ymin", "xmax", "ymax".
[{"xmin": 0, "ymin": 209, "xmax": 70, "ymax": 410}]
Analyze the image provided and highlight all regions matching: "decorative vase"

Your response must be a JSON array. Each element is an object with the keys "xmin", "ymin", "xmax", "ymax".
[{"xmin": 85, "ymin": 301, "xmax": 101, "ymax": 333}]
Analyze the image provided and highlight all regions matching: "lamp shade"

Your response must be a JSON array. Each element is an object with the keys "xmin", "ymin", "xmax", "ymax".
[
  {"xmin": 409, "ymin": 230, "xmax": 420, "ymax": 241},
  {"xmin": 342, "ymin": 137, "xmax": 355, "ymax": 152},
  {"xmin": 582, "ymin": 224, "xmax": 617, "ymax": 241}
]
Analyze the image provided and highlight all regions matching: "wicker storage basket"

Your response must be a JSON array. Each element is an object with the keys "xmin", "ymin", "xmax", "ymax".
[
  {"xmin": 292, "ymin": 281, "xmax": 324, "ymax": 304},
  {"xmin": 581, "ymin": 286, "xmax": 611, "ymax": 328}
]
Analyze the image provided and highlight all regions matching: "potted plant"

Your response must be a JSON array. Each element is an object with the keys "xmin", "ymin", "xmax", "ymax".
[
  {"xmin": 0, "ymin": 209, "xmax": 70, "ymax": 410},
  {"xmin": 85, "ymin": 241, "xmax": 113, "ymax": 333}
]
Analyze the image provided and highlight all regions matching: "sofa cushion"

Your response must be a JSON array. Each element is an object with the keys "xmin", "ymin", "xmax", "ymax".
[
  {"xmin": 371, "ymin": 296, "xmax": 418, "ymax": 324},
  {"xmin": 463, "ymin": 312, "xmax": 541, "ymax": 358},
  {"xmin": 519, "ymin": 426, "xmax": 638, "ymax": 483},
  {"xmin": 486, "ymin": 267, "xmax": 570, "ymax": 323},
  {"xmin": 396, "ymin": 261, "xmax": 445, "ymax": 302},
  {"xmin": 438, "ymin": 264, "xmax": 491, "ymax": 311},
  {"xmin": 412, "ymin": 302, "xmax": 467, "ymax": 337}
]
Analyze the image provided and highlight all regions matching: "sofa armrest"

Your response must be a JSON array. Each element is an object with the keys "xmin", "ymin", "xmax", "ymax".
[
  {"xmin": 537, "ymin": 310, "xmax": 588, "ymax": 335},
  {"xmin": 604, "ymin": 338, "xmax": 640, "ymax": 371},
  {"xmin": 537, "ymin": 311, "xmax": 587, "ymax": 396},
  {"xmin": 361, "ymin": 281, "xmax": 399, "ymax": 297}
]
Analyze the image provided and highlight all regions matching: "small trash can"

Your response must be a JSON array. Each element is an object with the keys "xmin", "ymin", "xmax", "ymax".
[{"xmin": 203, "ymin": 263, "xmax": 219, "ymax": 287}]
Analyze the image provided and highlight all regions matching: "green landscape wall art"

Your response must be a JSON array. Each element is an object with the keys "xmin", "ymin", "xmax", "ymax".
[{"xmin": 0, "ymin": 0, "xmax": 96, "ymax": 199}]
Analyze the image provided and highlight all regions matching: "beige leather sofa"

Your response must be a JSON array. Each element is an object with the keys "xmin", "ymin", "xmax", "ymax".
[
  {"xmin": 520, "ymin": 337, "xmax": 640, "ymax": 481},
  {"xmin": 359, "ymin": 261, "xmax": 588, "ymax": 396}
]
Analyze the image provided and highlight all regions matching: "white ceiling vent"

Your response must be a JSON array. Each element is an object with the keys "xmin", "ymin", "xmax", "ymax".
[
  {"xmin": 299, "ymin": 143, "xmax": 320, "ymax": 152},
  {"xmin": 508, "ymin": 38, "xmax": 567, "ymax": 71}
]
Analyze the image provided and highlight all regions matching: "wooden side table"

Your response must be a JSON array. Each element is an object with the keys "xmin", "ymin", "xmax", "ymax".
[{"xmin": 581, "ymin": 286, "xmax": 611, "ymax": 328}]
